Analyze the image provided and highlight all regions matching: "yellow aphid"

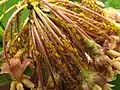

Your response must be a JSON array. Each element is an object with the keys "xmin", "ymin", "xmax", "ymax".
[
  {"xmin": 76, "ymin": 34, "xmax": 81, "ymax": 40},
  {"xmin": 48, "ymin": 0, "xmax": 56, "ymax": 3},
  {"xmin": 48, "ymin": 0, "xmax": 69, "ymax": 2},
  {"xmin": 79, "ymin": 13, "xmax": 85, "ymax": 17},
  {"xmin": 49, "ymin": 42, "xmax": 54, "ymax": 48},
  {"xmin": 10, "ymin": 81, "xmax": 18, "ymax": 90},
  {"xmin": 72, "ymin": 28, "xmax": 76, "ymax": 33},
  {"xmin": 55, "ymin": 53, "xmax": 60, "ymax": 58},
  {"xmin": 47, "ymin": 73, "xmax": 60, "ymax": 88},
  {"xmin": 36, "ymin": 50, "xmax": 40, "ymax": 55},
  {"xmin": 16, "ymin": 82, "xmax": 24, "ymax": 90},
  {"xmin": 75, "ymin": 2, "xmax": 79, "ymax": 4},
  {"xmin": 57, "ymin": 61, "xmax": 62, "ymax": 66},
  {"xmin": 47, "ymin": 76, "xmax": 54, "ymax": 88},
  {"xmin": 28, "ymin": 0, "xmax": 35, "ymax": 3},
  {"xmin": 22, "ymin": 79, "xmax": 35, "ymax": 88},
  {"xmin": 89, "ymin": 27, "xmax": 94, "ymax": 30},
  {"xmin": 58, "ymin": 46, "xmax": 64, "ymax": 51}
]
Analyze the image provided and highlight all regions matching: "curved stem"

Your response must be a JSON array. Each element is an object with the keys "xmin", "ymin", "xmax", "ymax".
[
  {"xmin": 56, "ymin": 0, "xmax": 109, "ymax": 22},
  {"xmin": 62, "ymin": 10, "xmax": 111, "ymax": 40},
  {"xmin": 11, "ymin": 17, "xmax": 29, "ymax": 44},
  {"xmin": 38, "ymin": 8, "xmax": 66, "ymax": 39},
  {"xmin": 48, "ymin": 15, "xmax": 88, "ymax": 62},
  {"xmin": 0, "ymin": 5, "xmax": 16, "ymax": 21},
  {"xmin": 34, "ymin": 11, "xmax": 76, "ymax": 83},
  {"xmin": 31, "ymin": 21, "xmax": 57, "ymax": 89},
  {"xmin": 32, "ymin": 10, "xmax": 50, "ymax": 43},
  {"xmin": 40, "ymin": 0, "xmax": 90, "ymax": 39},
  {"xmin": 31, "ymin": 24, "xmax": 44, "ymax": 90},
  {"xmin": 34, "ymin": 6, "xmax": 63, "ymax": 45},
  {"xmin": 3, "ymin": 4, "xmax": 28, "ymax": 65},
  {"xmin": 57, "ymin": 6, "xmax": 105, "ymax": 28}
]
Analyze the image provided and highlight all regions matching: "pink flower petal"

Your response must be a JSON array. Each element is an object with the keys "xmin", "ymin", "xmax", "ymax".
[
  {"xmin": 21, "ymin": 59, "xmax": 33, "ymax": 72},
  {"xmin": 0, "ymin": 63, "xmax": 10, "ymax": 74}
]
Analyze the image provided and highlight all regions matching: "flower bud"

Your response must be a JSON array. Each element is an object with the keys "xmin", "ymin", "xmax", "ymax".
[
  {"xmin": 107, "ymin": 66, "xmax": 114, "ymax": 79},
  {"xmin": 23, "ymin": 75, "xmax": 30, "ymax": 79},
  {"xmin": 107, "ymin": 50, "xmax": 120, "ymax": 57},
  {"xmin": 112, "ymin": 61, "xmax": 120, "ymax": 71},
  {"xmin": 95, "ymin": 1, "xmax": 104, "ymax": 7},
  {"xmin": 92, "ymin": 84, "xmax": 102, "ymax": 90},
  {"xmin": 103, "ymin": 83, "xmax": 114, "ymax": 90},
  {"xmin": 81, "ymin": 82, "xmax": 91, "ymax": 90},
  {"xmin": 16, "ymin": 82, "xmax": 24, "ymax": 90},
  {"xmin": 22, "ymin": 78, "xmax": 34, "ymax": 88},
  {"xmin": 10, "ymin": 81, "xmax": 18, "ymax": 90},
  {"xmin": 113, "ymin": 57, "xmax": 120, "ymax": 61}
]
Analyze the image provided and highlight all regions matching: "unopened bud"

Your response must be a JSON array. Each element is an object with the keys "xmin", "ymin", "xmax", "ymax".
[
  {"xmin": 22, "ymin": 78, "xmax": 34, "ymax": 88},
  {"xmin": 113, "ymin": 61, "xmax": 120, "ymax": 71},
  {"xmin": 16, "ymin": 82, "xmax": 24, "ymax": 90},
  {"xmin": 107, "ymin": 50, "xmax": 120, "ymax": 57},
  {"xmin": 107, "ymin": 66, "xmax": 114, "ymax": 79},
  {"xmin": 92, "ymin": 84, "xmax": 102, "ymax": 90},
  {"xmin": 95, "ymin": 1, "xmax": 104, "ymax": 7},
  {"xmin": 10, "ymin": 81, "xmax": 18, "ymax": 90}
]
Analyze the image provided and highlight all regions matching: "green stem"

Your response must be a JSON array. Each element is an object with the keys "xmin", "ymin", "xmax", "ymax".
[
  {"xmin": 0, "ymin": 5, "xmax": 16, "ymax": 21},
  {"xmin": 0, "ymin": 0, "xmax": 7, "ymax": 6}
]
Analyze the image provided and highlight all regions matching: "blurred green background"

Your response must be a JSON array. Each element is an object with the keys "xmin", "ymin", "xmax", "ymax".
[{"xmin": 0, "ymin": 0, "xmax": 120, "ymax": 90}]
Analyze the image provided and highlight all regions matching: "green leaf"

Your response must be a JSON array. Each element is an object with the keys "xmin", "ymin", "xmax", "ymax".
[
  {"xmin": 24, "ymin": 66, "xmax": 34, "ymax": 77},
  {"xmin": 0, "ymin": 47, "xmax": 3, "ymax": 52},
  {"xmin": 0, "ymin": 73, "xmax": 11, "ymax": 86},
  {"xmin": 105, "ymin": 0, "xmax": 120, "ymax": 9}
]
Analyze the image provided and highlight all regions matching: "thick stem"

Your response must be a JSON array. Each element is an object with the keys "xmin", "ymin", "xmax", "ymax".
[
  {"xmin": 56, "ymin": 0, "xmax": 109, "ymax": 22},
  {"xmin": 40, "ymin": 0, "xmax": 90, "ymax": 39},
  {"xmin": 48, "ymin": 15, "xmax": 88, "ymax": 62},
  {"xmin": 62, "ymin": 10, "xmax": 111, "ymax": 40},
  {"xmin": 57, "ymin": 6, "xmax": 105, "ymax": 29},
  {"xmin": 3, "ymin": 4, "xmax": 28, "ymax": 65},
  {"xmin": 34, "ymin": 6, "xmax": 63, "ymax": 45},
  {"xmin": 38, "ymin": 8, "xmax": 66, "ymax": 39},
  {"xmin": 32, "ymin": 10, "xmax": 49, "ymax": 43},
  {"xmin": 33, "ymin": 15, "xmax": 75, "ymax": 83},
  {"xmin": 31, "ymin": 24, "xmax": 44, "ymax": 90},
  {"xmin": 32, "ymin": 22, "xmax": 57, "ymax": 89}
]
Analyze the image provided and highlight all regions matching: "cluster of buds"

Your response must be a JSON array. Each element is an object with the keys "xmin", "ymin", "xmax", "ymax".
[{"xmin": 10, "ymin": 76, "xmax": 34, "ymax": 90}]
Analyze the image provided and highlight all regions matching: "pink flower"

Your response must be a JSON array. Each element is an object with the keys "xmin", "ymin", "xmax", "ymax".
[{"xmin": 1, "ymin": 58, "xmax": 32, "ymax": 80}]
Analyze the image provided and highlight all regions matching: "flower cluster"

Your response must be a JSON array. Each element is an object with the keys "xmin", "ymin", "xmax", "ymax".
[{"xmin": 0, "ymin": 0, "xmax": 120, "ymax": 90}]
